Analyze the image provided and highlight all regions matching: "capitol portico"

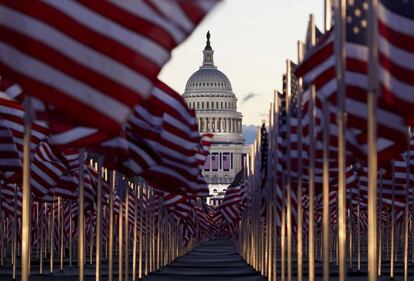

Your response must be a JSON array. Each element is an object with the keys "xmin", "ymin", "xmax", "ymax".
[{"xmin": 182, "ymin": 32, "xmax": 250, "ymax": 206}]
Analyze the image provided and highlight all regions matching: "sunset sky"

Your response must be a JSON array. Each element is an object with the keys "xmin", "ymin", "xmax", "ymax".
[{"xmin": 160, "ymin": 0, "xmax": 324, "ymax": 126}]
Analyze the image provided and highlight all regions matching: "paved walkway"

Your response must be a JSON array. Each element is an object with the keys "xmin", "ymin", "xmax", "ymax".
[{"xmin": 146, "ymin": 239, "xmax": 266, "ymax": 281}]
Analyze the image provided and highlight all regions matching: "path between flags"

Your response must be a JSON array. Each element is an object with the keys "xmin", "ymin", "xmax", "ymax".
[{"xmin": 146, "ymin": 239, "xmax": 265, "ymax": 281}]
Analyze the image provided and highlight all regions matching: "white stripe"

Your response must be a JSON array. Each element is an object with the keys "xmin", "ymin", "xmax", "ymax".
[
  {"xmin": 50, "ymin": 127, "xmax": 98, "ymax": 145},
  {"xmin": 0, "ymin": 42, "xmax": 130, "ymax": 123}
]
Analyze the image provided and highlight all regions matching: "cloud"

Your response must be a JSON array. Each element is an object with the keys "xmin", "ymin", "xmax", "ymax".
[{"xmin": 242, "ymin": 92, "xmax": 261, "ymax": 103}]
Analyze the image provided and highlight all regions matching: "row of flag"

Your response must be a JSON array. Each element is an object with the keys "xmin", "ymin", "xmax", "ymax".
[
  {"xmin": 217, "ymin": 2, "xmax": 414, "ymax": 281},
  {"xmin": 0, "ymin": 1, "xmax": 226, "ymax": 280}
]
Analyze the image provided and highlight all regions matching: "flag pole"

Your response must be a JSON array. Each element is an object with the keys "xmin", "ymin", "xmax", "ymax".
[
  {"xmin": 95, "ymin": 157, "xmax": 103, "ymax": 281},
  {"xmin": 334, "ymin": 1, "xmax": 347, "ymax": 280},
  {"xmin": 367, "ymin": 1, "xmax": 379, "ymax": 280},
  {"xmin": 50, "ymin": 199, "xmax": 55, "ymax": 274},
  {"xmin": 322, "ymin": 98, "xmax": 330, "ymax": 281},
  {"xmin": 404, "ymin": 137, "xmax": 410, "ymax": 281},
  {"xmin": 297, "ymin": 40, "xmax": 304, "ymax": 281},
  {"xmin": 118, "ymin": 190, "xmax": 123, "ymax": 281},
  {"xmin": 40, "ymin": 203, "xmax": 44, "ymax": 275},
  {"xmin": 390, "ymin": 161, "xmax": 395, "ymax": 279},
  {"xmin": 285, "ymin": 58, "xmax": 292, "ymax": 281},
  {"xmin": 108, "ymin": 171, "xmax": 115, "ymax": 281},
  {"xmin": 324, "ymin": 0, "xmax": 331, "ymax": 32},
  {"xmin": 125, "ymin": 185, "xmax": 130, "ymax": 280},
  {"xmin": 78, "ymin": 148, "xmax": 85, "ymax": 281},
  {"xmin": 308, "ymin": 84, "xmax": 316, "ymax": 281},
  {"xmin": 272, "ymin": 90, "xmax": 279, "ymax": 281},
  {"xmin": 59, "ymin": 197, "xmax": 64, "ymax": 272},
  {"xmin": 139, "ymin": 185, "xmax": 143, "ymax": 280},
  {"xmin": 132, "ymin": 184, "xmax": 138, "ymax": 281},
  {"xmin": 378, "ymin": 171, "xmax": 383, "ymax": 276},
  {"xmin": 356, "ymin": 173, "xmax": 361, "ymax": 272},
  {"xmin": 308, "ymin": 13, "xmax": 317, "ymax": 281},
  {"xmin": 21, "ymin": 97, "xmax": 32, "ymax": 281},
  {"xmin": 13, "ymin": 185, "xmax": 18, "ymax": 281}
]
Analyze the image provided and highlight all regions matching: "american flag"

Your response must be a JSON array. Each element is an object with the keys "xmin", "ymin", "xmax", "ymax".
[
  {"xmin": 378, "ymin": 0, "xmax": 414, "ymax": 125},
  {"xmin": 0, "ymin": 1, "xmax": 220, "ymax": 134},
  {"xmin": 296, "ymin": 0, "xmax": 408, "ymax": 162}
]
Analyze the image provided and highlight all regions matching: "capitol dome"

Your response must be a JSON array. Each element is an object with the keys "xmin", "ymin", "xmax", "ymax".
[
  {"xmin": 182, "ymin": 31, "xmax": 243, "ymax": 144},
  {"xmin": 184, "ymin": 68, "xmax": 233, "ymax": 94}
]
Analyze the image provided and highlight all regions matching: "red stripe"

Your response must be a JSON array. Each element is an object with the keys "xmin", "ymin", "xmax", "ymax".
[
  {"xmin": 379, "ymin": 20, "xmax": 414, "ymax": 54},
  {"xmin": 379, "ymin": 53, "xmax": 414, "ymax": 86},
  {"xmin": 296, "ymin": 42, "xmax": 334, "ymax": 77}
]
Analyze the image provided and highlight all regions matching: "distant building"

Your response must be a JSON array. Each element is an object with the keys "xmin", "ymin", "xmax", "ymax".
[{"xmin": 182, "ymin": 32, "xmax": 250, "ymax": 206}]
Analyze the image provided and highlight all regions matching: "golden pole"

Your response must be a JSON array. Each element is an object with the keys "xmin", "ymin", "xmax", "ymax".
[
  {"xmin": 390, "ymin": 162, "xmax": 395, "ymax": 279},
  {"xmin": 281, "ymin": 206, "xmax": 286, "ymax": 281},
  {"xmin": 285, "ymin": 59, "xmax": 292, "ymax": 281},
  {"xmin": 21, "ymin": 97, "xmax": 32, "ymax": 281},
  {"xmin": 95, "ymin": 158, "xmax": 103, "ymax": 281},
  {"xmin": 334, "ymin": 1, "xmax": 347, "ymax": 280},
  {"xmin": 118, "ymin": 195, "xmax": 123, "ymax": 281},
  {"xmin": 368, "ymin": 1, "xmax": 379, "ymax": 280},
  {"xmin": 40, "ymin": 204, "xmax": 44, "ymax": 275},
  {"xmin": 157, "ymin": 196, "xmax": 162, "ymax": 271},
  {"xmin": 267, "ymin": 200, "xmax": 272, "ymax": 281},
  {"xmin": 308, "ymin": 84, "xmax": 316, "ymax": 281},
  {"xmin": 36, "ymin": 202, "xmax": 39, "ymax": 260},
  {"xmin": 145, "ymin": 188, "xmax": 149, "ymax": 276},
  {"xmin": 348, "ymin": 194, "xmax": 353, "ymax": 270},
  {"xmin": 132, "ymin": 185, "xmax": 138, "ymax": 281},
  {"xmin": 307, "ymin": 14, "xmax": 317, "ymax": 281},
  {"xmin": 78, "ymin": 149, "xmax": 85, "ymax": 281},
  {"xmin": 404, "ymin": 143, "xmax": 410, "ymax": 281},
  {"xmin": 322, "ymin": 99, "xmax": 330, "ymax": 281},
  {"xmin": 59, "ymin": 197, "xmax": 64, "ymax": 272},
  {"xmin": 50, "ymin": 200, "xmax": 55, "ymax": 274},
  {"xmin": 124, "ymin": 185, "xmax": 129, "ymax": 281},
  {"xmin": 69, "ymin": 207, "xmax": 72, "ymax": 268},
  {"xmin": 13, "ymin": 186, "xmax": 17, "ymax": 280},
  {"xmin": 139, "ymin": 186, "xmax": 143, "ymax": 279},
  {"xmin": 378, "ymin": 171, "xmax": 383, "ymax": 276},
  {"xmin": 357, "ymin": 178, "xmax": 361, "ymax": 272},
  {"xmin": 0, "ymin": 196, "xmax": 3, "ymax": 267},
  {"xmin": 297, "ymin": 49, "xmax": 304, "ymax": 281},
  {"xmin": 108, "ymin": 171, "xmax": 115, "ymax": 281}
]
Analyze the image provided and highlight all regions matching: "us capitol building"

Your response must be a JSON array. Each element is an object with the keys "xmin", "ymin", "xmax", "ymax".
[{"xmin": 182, "ymin": 32, "xmax": 250, "ymax": 206}]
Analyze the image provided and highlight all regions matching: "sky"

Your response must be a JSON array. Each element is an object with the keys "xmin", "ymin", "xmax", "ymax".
[{"xmin": 159, "ymin": 0, "xmax": 324, "ymax": 126}]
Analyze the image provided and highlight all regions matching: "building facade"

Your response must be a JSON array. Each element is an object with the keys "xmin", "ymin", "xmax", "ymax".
[{"xmin": 182, "ymin": 32, "xmax": 250, "ymax": 206}]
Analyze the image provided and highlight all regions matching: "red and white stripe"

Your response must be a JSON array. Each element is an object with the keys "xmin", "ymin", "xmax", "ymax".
[
  {"xmin": 378, "ymin": 2, "xmax": 414, "ymax": 124},
  {"xmin": 0, "ymin": 1, "xmax": 219, "ymax": 133}
]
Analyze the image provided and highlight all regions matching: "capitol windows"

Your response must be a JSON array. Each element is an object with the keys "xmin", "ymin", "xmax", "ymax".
[
  {"xmin": 197, "ymin": 102, "xmax": 200, "ymax": 109},
  {"xmin": 206, "ymin": 102, "xmax": 209, "ymax": 109},
  {"xmin": 212, "ymin": 102, "xmax": 214, "ymax": 109},
  {"xmin": 202, "ymin": 102, "xmax": 204, "ymax": 109},
  {"xmin": 216, "ymin": 101, "xmax": 219, "ymax": 109},
  {"xmin": 221, "ymin": 102, "xmax": 223, "ymax": 109}
]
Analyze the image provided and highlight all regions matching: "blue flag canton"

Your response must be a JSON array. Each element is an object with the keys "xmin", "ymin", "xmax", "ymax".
[
  {"xmin": 381, "ymin": 0, "xmax": 414, "ymax": 20},
  {"xmin": 346, "ymin": 0, "xmax": 369, "ymax": 45}
]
